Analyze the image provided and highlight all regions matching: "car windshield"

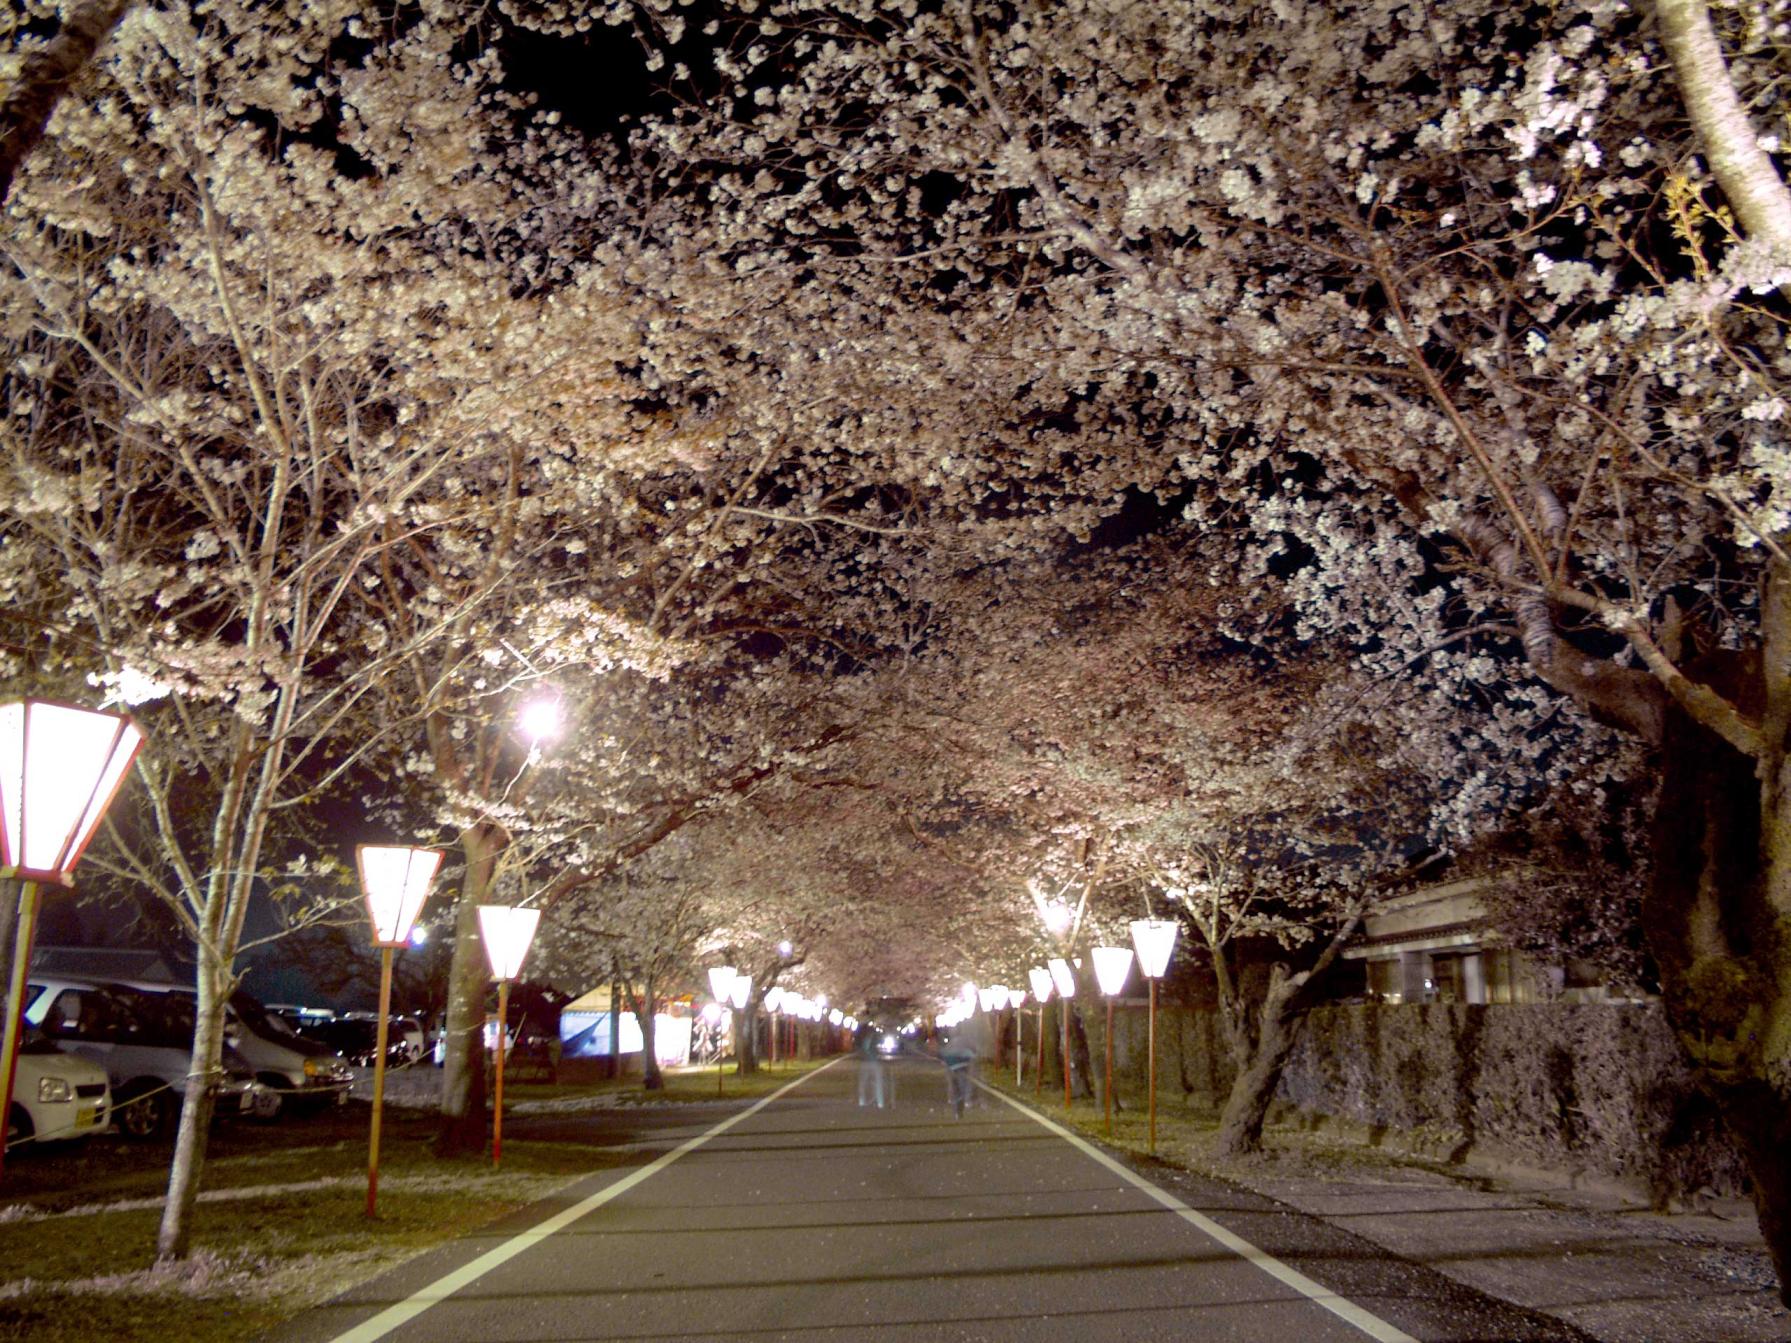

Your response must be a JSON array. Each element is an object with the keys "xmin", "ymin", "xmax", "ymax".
[{"xmin": 231, "ymin": 992, "xmax": 299, "ymax": 1038}]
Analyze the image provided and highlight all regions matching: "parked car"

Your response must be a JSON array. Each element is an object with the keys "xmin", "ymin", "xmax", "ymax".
[
  {"xmin": 6, "ymin": 1027, "xmax": 111, "ymax": 1150},
  {"xmin": 165, "ymin": 989, "xmax": 352, "ymax": 1119},
  {"xmin": 25, "ymin": 978, "xmax": 275, "ymax": 1139},
  {"xmin": 390, "ymin": 1015, "xmax": 426, "ymax": 1065},
  {"xmin": 335, "ymin": 1012, "xmax": 427, "ymax": 1065},
  {"xmin": 293, "ymin": 1016, "xmax": 410, "ymax": 1069}
]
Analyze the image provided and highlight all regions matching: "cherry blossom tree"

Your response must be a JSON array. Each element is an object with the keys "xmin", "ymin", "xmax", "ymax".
[
  {"xmin": 623, "ymin": 0, "xmax": 1791, "ymax": 1294},
  {"xmin": 0, "ymin": 0, "xmax": 653, "ymax": 1255}
]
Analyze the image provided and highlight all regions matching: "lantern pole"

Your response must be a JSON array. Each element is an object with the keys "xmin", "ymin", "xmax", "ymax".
[
  {"xmin": 1148, "ymin": 977, "xmax": 1158, "ymax": 1151},
  {"xmin": 0, "ymin": 879, "xmax": 41, "ymax": 1170},
  {"xmin": 1014, "ymin": 1004, "xmax": 1023, "ymax": 1087},
  {"xmin": 1130, "ymin": 917, "xmax": 1179, "ymax": 1157},
  {"xmin": 493, "ymin": 979, "xmax": 510, "ymax": 1166},
  {"xmin": 358, "ymin": 844, "xmax": 441, "ymax": 1218},
  {"xmin": 366, "ymin": 945, "xmax": 396, "ymax": 1217},
  {"xmin": 1092, "ymin": 947, "xmax": 1135, "ymax": 1139},
  {"xmin": 1104, "ymin": 996, "xmax": 1115, "ymax": 1137},
  {"xmin": 1061, "ymin": 993, "xmax": 1072, "ymax": 1110}
]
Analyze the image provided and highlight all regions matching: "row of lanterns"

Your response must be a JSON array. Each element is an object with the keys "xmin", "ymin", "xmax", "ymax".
[
  {"xmin": 701, "ymin": 968, "xmax": 844, "ymax": 1093},
  {"xmin": 357, "ymin": 847, "xmax": 542, "ymax": 1202},
  {"xmin": 963, "ymin": 916, "xmax": 1180, "ymax": 1150}
]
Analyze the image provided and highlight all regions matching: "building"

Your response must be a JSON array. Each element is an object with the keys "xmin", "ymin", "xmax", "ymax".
[{"xmin": 1343, "ymin": 876, "xmax": 1619, "ymax": 1005}]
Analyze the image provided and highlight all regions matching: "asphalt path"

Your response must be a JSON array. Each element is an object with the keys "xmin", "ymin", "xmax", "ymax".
[{"xmin": 268, "ymin": 1054, "xmax": 1588, "ymax": 1343}]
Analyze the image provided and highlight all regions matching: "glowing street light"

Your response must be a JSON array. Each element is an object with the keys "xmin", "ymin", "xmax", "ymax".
[
  {"xmin": 357, "ymin": 844, "xmax": 443, "ymax": 1217},
  {"xmin": 517, "ymin": 697, "xmax": 562, "ymax": 748},
  {"xmin": 478, "ymin": 905, "xmax": 541, "ymax": 1168},
  {"xmin": 1091, "ymin": 946, "xmax": 1135, "ymax": 1137},
  {"xmin": 1131, "ymin": 918, "xmax": 1180, "ymax": 1154},
  {"xmin": 0, "ymin": 700, "xmax": 143, "ymax": 1178}
]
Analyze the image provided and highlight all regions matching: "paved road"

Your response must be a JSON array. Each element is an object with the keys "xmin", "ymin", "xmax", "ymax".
[{"xmin": 270, "ymin": 1055, "xmax": 1587, "ymax": 1342}]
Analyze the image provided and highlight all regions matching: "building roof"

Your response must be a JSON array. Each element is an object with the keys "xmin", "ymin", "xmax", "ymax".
[{"xmin": 30, "ymin": 944, "xmax": 179, "ymax": 984}]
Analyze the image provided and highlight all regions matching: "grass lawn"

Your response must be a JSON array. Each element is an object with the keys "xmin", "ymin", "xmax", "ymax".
[{"xmin": 0, "ymin": 1062, "xmax": 830, "ymax": 1343}]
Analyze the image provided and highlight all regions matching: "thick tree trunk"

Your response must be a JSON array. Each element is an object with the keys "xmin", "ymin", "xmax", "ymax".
[
  {"xmin": 1213, "ymin": 976, "xmax": 1304, "ymax": 1158},
  {"xmin": 1643, "ymin": 634, "xmax": 1791, "ymax": 1305},
  {"xmin": 435, "ymin": 827, "xmax": 498, "ymax": 1155}
]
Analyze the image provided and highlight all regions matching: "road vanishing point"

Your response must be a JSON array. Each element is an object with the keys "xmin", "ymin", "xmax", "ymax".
[{"xmin": 269, "ymin": 1055, "xmax": 1585, "ymax": 1343}]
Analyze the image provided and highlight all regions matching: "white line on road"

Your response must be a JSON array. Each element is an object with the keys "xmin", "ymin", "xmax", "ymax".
[
  {"xmin": 326, "ymin": 1060, "xmax": 843, "ymax": 1343},
  {"xmin": 984, "ymin": 1085, "xmax": 1419, "ymax": 1343}
]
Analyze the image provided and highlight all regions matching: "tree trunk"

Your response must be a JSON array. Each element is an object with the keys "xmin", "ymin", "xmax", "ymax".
[
  {"xmin": 1068, "ymin": 998, "xmax": 1095, "ymax": 1099},
  {"xmin": 634, "ymin": 973, "xmax": 662, "ymax": 1091},
  {"xmin": 156, "ymin": 953, "xmax": 225, "ymax": 1259},
  {"xmin": 1213, "ymin": 973, "xmax": 1304, "ymax": 1158},
  {"xmin": 0, "ymin": 0, "xmax": 134, "ymax": 204},
  {"xmin": 1644, "ymin": 640, "xmax": 1791, "ymax": 1305},
  {"xmin": 435, "ymin": 826, "xmax": 498, "ymax": 1155},
  {"xmin": 736, "ymin": 1000, "xmax": 759, "ymax": 1075}
]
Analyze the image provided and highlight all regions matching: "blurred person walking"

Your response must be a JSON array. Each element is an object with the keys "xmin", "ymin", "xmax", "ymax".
[
  {"xmin": 940, "ymin": 1011, "xmax": 992, "ymax": 1117},
  {"xmin": 855, "ymin": 1023, "xmax": 891, "ymax": 1108}
]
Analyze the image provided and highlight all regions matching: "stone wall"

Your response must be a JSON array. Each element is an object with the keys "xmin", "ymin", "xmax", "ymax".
[
  {"xmin": 1072, "ymin": 996, "xmax": 1745, "ymax": 1201},
  {"xmin": 1276, "ymin": 1002, "xmax": 1744, "ymax": 1198}
]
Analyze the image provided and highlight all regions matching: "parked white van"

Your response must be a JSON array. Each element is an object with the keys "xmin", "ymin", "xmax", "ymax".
[{"xmin": 25, "ymin": 978, "xmax": 274, "ymax": 1139}]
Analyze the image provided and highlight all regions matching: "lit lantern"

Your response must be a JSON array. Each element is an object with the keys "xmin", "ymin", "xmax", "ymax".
[
  {"xmin": 1028, "ymin": 965, "xmax": 1054, "ymax": 1004},
  {"xmin": 478, "ymin": 905, "xmax": 541, "ymax": 1168},
  {"xmin": 478, "ymin": 905, "xmax": 541, "ymax": 983},
  {"xmin": 1130, "ymin": 919, "xmax": 1179, "ymax": 980},
  {"xmin": 1130, "ymin": 917, "xmax": 1179, "ymax": 1155},
  {"xmin": 1091, "ymin": 946, "xmax": 1134, "ymax": 997},
  {"xmin": 727, "ymin": 974, "xmax": 751, "ymax": 1011},
  {"xmin": 1047, "ymin": 957, "xmax": 1076, "ymax": 998},
  {"xmin": 0, "ymin": 700, "xmax": 143, "ymax": 882},
  {"xmin": 356, "ymin": 844, "xmax": 442, "ymax": 1217},
  {"xmin": 0, "ymin": 699, "xmax": 144, "ymax": 1180},
  {"xmin": 1091, "ymin": 946, "xmax": 1135, "ymax": 1137},
  {"xmin": 357, "ymin": 845, "xmax": 443, "ymax": 947}
]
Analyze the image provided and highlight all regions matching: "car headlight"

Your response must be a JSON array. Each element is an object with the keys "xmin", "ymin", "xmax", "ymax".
[
  {"xmin": 304, "ymin": 1057, "xmax": 350, "ymax": 1081},
  {"xmin": 37, "ymin": 1077, "xmax": 73, "ymax": 1103}
]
